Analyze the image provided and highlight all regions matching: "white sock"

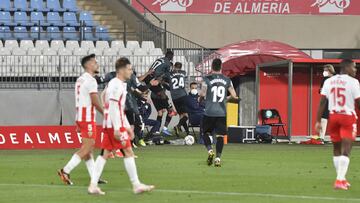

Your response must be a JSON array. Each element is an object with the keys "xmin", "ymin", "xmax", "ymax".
[
  {"xmin": 85, "ymin": 157, "xmax": 95, "ymax": 179},
  {"xmin": 319, "ymin": 118, "xmax": 328, "ymax": 140},
  {"xmin": 63, "ymin": 154, "xmax": 81, "ymax": 174},
  {"xmin": 333, "ymin": 156, "xmax": 340, "ymax": 175},
  {"xmin": 124, "ymin": 157, "xmax": 141, "ymax": 186},
  {"xmin": 90, "ymin": 156, "xmax": 107, "ymax": 186},
  {"xmin": 337, "ymin": 155, "xmax": 350, "ymax": 181}
]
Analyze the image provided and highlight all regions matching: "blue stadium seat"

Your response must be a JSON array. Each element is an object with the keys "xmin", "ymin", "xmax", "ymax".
[
  {"xmin": 46, "ymin": 26, "xmax": 61, "ymax": 40},
  {"xmin": 14, "ymin": 12, "xmax": 34, "ymax": 26},
  {"xmin": 30, "ymin": 0, "xmax": 50, "ymax": 12},
  {"xmin": 63, "ymin": 12, "xmax": 79, "ymax": 27},
  {"xmin": 14, "ymin": 26, "xmax": 30, "ymax": 40},
  {"xmin": 0, "ymin": 26, "xmax": 12, "ymax": 40},
  {"xmin": 47, "ymin": 0, "xmax": 65, "ymax": 12},
  {"xmin": 30, "ymin": 12, "xmax": 49, "ymax": 26},
  {"xmin": 62, "ymin": 0, "xmax": 78, "ymax": 12},
  {"xmin": 82, "ymin": 27, "xmax": 96, "ymax": 41},
  {"xmin": 0, "ymin": 0, "xmax": 14, "ymax": 11},
  {"xmin": 30, "ymin": 26, "xmax": 46, "ymax": 40},
  {"xmin": 79, "ymin": 11, "xmax": 95, "ymax": 26},
  {"xmin": 63, "ymin": 26, "xmax": 78, "ymax": 40},
  {"xmin": 14, "ymin": 0, "xmax": 30, "ymax": 11},
  {"xmin": 95, "ymin": 26, "xmax": 110, "ymax": 40},
  {"xmin": 47, "ymin": 12, "xmax": 65, "ymax": 26},
  {"xmin": 0, "ymin": 12, "xmax": 15, "ymax": 26}
]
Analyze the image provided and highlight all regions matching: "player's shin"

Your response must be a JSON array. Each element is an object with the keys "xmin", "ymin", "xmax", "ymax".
[
  {"xmin": 90, "ymin": 156, "xmax": 107, "ymax": 187},
  {"xmin": 123, "ymin": 156, "xmax": 141, "ymax": 186},
  {"xmin": 202, "ymin": 132, "xmax": 213, "ymax": 151},
  {"xmin": 333, "ymin": 156, "xmax": 340, "ymax": 175},
  {"xmin": 216, "ymin": 136, "xmax": 224, "ymax": 158},
  {"xmin": 337, "ymin": 155, "xmax": 350, "ymax": 181},
  {"xmin": 63, "ymin": 154, "xmax": 81, "ymax": 174},
  {"xmin": 85, "ymin": 155, "xmax": 95, "ymax": 179}
]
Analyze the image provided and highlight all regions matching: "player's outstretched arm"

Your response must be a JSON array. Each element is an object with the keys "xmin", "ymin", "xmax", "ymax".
[
  {"xmin": 91, "ymin": 93, "xmax": 104, "ymax": 115},
  {"xmin": 315, "ymin": 96, "xmax": 328, "ymax": 133}
]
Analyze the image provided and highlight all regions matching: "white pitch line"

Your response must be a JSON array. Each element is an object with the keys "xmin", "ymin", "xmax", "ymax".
[{"xmin": 0, "ymin": 183, "xmax": 360, "ymax": 202}]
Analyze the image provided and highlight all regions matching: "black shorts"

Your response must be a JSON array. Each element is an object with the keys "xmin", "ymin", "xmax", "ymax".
[
  {"xmin": 322, "ymin": 100, "xmax": 329, "ymax": 119},
  {"xmin": 151, "ymin": 96, "xmax": 169, "ymax": 111},
  {"xmin": 202, "ymin": 115, "xmax": 227, "ymax": 135},
  {"xmin": 126, "ymin": 110, "xmax": 135, "ymax": 125},
  {"xmin": 173, "ymin": 96, "xmax": 188, "ymax": 114}
]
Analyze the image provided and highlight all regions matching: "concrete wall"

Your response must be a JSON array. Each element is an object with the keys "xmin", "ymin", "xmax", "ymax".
[{"xmin": 157, "ymin": 14, "xmax": 360, "ymax": 49}]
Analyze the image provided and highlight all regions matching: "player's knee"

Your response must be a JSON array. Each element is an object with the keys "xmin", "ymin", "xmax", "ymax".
[{"xmin": 123, "ymin": 148, "xmax": 134, "ymax": 158}]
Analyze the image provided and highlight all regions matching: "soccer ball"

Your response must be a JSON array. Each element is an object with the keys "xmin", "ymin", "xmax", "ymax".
[{"xmin": 184, "ymin": 135, "xmax": 195, "ymax": 145}]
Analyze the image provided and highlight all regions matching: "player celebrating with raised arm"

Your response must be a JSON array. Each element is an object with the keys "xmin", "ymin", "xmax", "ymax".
[
  {"xmin": 199, "ymin": 58, "xmax": 239, "ymax": 167},
  {"xmin": 58, "ymin": 54, "xmax": 104, "ymax": 185},
  {"xmin": 315, "ymin": 59, "xmax": 360, "ymax": 190},
  {"xmin": 88, "ymin": 57, "xmax": 154, "ymax": 195}
]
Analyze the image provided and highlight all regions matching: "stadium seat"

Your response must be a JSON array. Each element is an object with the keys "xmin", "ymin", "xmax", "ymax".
[
  {"xmin": 81, "ymin": 41, "xmax": 95, "ymax": 50},
  {"xmin": 0, "ymin": 0, "xmax": 14, "ymax": 12},
  {"xmin": 118, "ymin": 48, "xmax": 132, "ymax": 56},
  {"xmin": 0, "ymin": 12, "xmax": 15, "ymax": 26},
  {"xmin": 12, "ymin": 47, "xmax": 28, "ymax": 76},
  {"xmin": 47, "ymin": 0, "xmax": 65, "ymax": 12},
  {"xmin": 87, "ymin": 48, "xmax": 102, "ymax": 56},
  {"xmin": 96, "ymin": 41, "xmax": 109, "ymax": 51},
  {"xmin": 46, "ymin": 26, "xmax": 61, "ymax": 40},
  {"xmin": 126, "ymin": 41, "xmax": 140, "ymax": 52},
  {"xmin": 50, "ymin": 40, "xmax": 64, "ymax": 50},
  {"xmin": 30, "ymin": 26, "xmax": 46, "ymax": 40},
  {"xmin": 43, "ymin": 47, "xmax": 57, "ymax": 55},
  {"xmin": 63, "ymin": 26, "xmax": 78, "ymax": 40},
  {"xmin": 174, "ymin": 55, "xmax": 187, "ymax": 64},
  {"xmin": 47, "ymin": 12, "xmax": 66, "ymax": 26},
  {"xmin": 82, "ymin": 27, "xmax": 96, "ymax": 41},
  {"xmin": 27, "ymin": 47, "xmax": 43, "ymax": 76},
  {"xmin": 30, "ymin": 12, "xmax": 49, "ymax": 26},
  {"xmin": 141, "ymin": 41, "xmax": 155, "ymax": 52},
  {"xmin": 0, "ymin": 26, "xmax": 12, "ymax": 40},
  {"xmin": 95, "ymin": 26, "xmax": 110, "ymax": 40},
  {"xmin": 42, "ymin": 47, "xmax": 59, "ymax": 76},
  {"xmin": 65, "ymin": 40, "xmax": 79, "ymax": 51},
  {"xmin": 73, "ymin": 47, "xmax": 87, "ymax": 56},
  {"xmin": 149, "ymin": 48, "xmax": 163, "ymax": 56},
  {"xmin": 35, "ymin": 40, "xmax": 49, "ymax": 51},
  {"xmin": 111, "ymin": 40, "xmax": 125, "ymax": 50},
  {"xmin": 14, "ymin": 26, "xmax": 31, "ymax": 40},
  {"xmin": 103, "ymin": 48, "xmax": 118, "ymax": 56},
  {"xmin": 20, "ymin": 40, "xmax": 35, "ymax": 50},
  {"xmin": 14, "ymin": 0, "xmax": 30, "ymax": 11},
  {"xmin": 79, "ymin": 11, "xmax": 95, "ymax": 27},
  {"xmin": 63, "ymin": 12, "xmax": 79, "ymax": 27},
  {"xmin": 30, "ymin": 0, "xmax": 49, "ymax": 12},
  {"xmin": 134, "ymin": 48, "xmax": 147, "ymax": 56},
  {"xmin": 58, "ymin": 47, "xmax": 72, "ymax": 55},
  {"xmin": 5, "ymin": 40, "xmax": 19, "ymax": 50},
  {"xmin": 62, "ymin": 0, "xmax": 78, "ymax": 12},
  {"xmin": 14, "ymin": 12, "xmax": 34, "ymax": 26},
  {"xmin": 0, "ymin": 47, "xmax": 12, "ymax": 76}
]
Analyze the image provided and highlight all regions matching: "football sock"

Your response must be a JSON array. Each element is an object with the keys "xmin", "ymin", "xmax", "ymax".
[
  {"xmin": 124, "ymin": 157, "xmax": 141, "ymax": 186},
  {"xmin": 333, "ymin": 156, "xmax": 340, "ymax": 175},
  {"xmin": 203, "ymin": 133, "xmax": 212, "ymax": 151},
  {"xmin": 85, "ymin": 157, "xmax": 95, "ymax": 179},
  {"xmin": 63, "ymin": 154, "xmax": 81, "ymax": 174},
  {"xmin": 90, "ymin": 156, "xmax": 106, "ymax": 186},
  {"xmin": 179, "ymin": 116, "xmax": 189, "ymax": 134},
  {"xmin": 320, "ymin": 118, "xmax": 328, "ymax": 140},
  {"xmin": 164, "ymin": 115, "xmax": 172, "ymax": 127},
  {"xmin": 216, "ymin": 136, "xmax": 224, "ymax": 158},
  {"xmin": 337, "ymin": 155, "xmax": 350, "ymax": 181}
]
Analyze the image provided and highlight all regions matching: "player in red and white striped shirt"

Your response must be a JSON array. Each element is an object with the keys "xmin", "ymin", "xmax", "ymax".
[
  {"xmin": 316, "ymin": 59, "xmax": 360, "ymax": 190},
  {"xmin": 88, "ymin": 57, "xmax": 154, "ymax": 195},
  {"xmin": 58, "ymin": 54, "xmax": 104, "ymax": 185}
]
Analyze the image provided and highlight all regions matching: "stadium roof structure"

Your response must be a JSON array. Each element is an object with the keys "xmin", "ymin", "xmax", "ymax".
[{"xmin": 204, "ymin": 39, "xmax": 312, "ymax": 78}]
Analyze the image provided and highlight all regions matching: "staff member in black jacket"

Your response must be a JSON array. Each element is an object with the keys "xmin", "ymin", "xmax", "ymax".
[{"xmin": 319, "ymin": 64, "xmax": 336, "ymax": 141}]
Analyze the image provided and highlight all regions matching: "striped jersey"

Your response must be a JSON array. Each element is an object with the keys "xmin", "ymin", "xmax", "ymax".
[
  {"xmin": 102, "ymin": 77, "xmax": 130, "ymax": 129},
  {"xmin": 75, "ymin": 72, "xmax": 98, "ymax": 122}
]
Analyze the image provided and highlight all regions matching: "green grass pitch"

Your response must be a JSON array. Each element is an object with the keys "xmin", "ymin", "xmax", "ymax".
[{"xmin": 1, "ymin": 144, "xmax": 360, "ymax": 203}]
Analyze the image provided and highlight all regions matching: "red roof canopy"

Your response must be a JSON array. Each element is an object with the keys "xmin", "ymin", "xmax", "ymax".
[{"xmin": 205, "ymin": 39, "xmax": 311, "ymax": 78}]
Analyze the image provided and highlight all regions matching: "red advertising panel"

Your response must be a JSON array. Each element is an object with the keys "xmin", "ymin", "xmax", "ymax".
[
  {"xmin": 0, "ymin": 126, "xmax": 103, "ymax": 149},
  {"xmin": 132, "ymin": 0, "xmax": 360, "ymax": 15}
]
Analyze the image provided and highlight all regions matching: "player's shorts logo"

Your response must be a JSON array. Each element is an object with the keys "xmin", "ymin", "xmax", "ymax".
[
  {"xmin": 311, "ymin": 0, "xmax": 350, "ymax": 13},
  {"xmin": 152, "ymin": 0, "xmax": 193, "ymax": 12}
]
